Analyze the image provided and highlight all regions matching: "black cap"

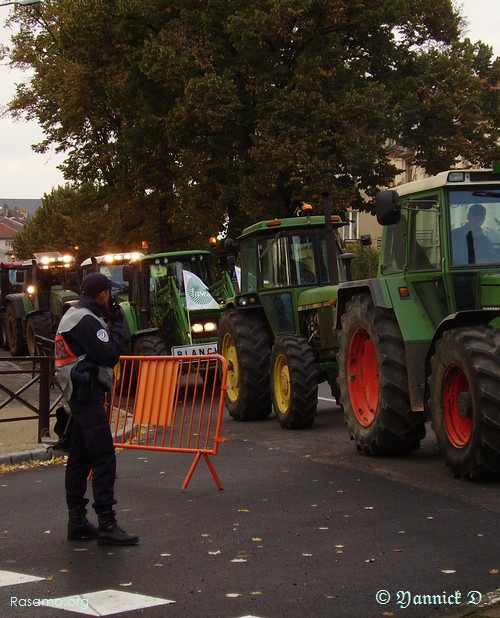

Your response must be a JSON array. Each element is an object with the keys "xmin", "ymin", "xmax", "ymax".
[{"xmin": 81, "ymin": 272, "xmax": 112, "ymax": 297}]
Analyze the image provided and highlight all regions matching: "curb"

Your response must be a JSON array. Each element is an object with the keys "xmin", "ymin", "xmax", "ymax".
[{"xmin": 0, "ymin": 447, "xmax": 53, "ymax": 466}]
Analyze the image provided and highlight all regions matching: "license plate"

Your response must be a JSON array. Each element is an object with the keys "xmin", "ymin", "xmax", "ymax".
[{"xmin": 171, "ymin": 343, "xmax": 218, "ymax": 356}]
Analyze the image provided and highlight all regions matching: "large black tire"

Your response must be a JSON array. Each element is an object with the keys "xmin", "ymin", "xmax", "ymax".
[
  {"xmin": 271, "ymin": 336, "xmax": 318, "ymax": 429},
  {"xmin": 5, "ymin": 303, "xmax": 26, "ymax": 356},
  {"xmin": 218, "ymin": 308, "xmax": 272, "ymax": 421},
  {"xmin": 26, "ymin": 313, "xmax": 53, "ymax": 357},
  {"xmin": 429, "ymin": 326, "xmax": 500, "ymax": 480},
  {"xmin": 132, "ymin": 333, "xmax": 168, "ymax": 357},
  {"xmin": 121, "ymin": 333, "xmax": 169, "ymax": 394},
  {"xmin": 338, "ymin": 294, "xmax": 426, "ymax": 455}
]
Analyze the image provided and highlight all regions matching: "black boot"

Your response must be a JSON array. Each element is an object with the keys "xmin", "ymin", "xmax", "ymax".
[
  {"xmin": 67, "ymin": 506, "xmax": 98, "ymax": 541},
  {"xmin": 97, "ymin": 511, "xmax": 139, "ymax": 546}
]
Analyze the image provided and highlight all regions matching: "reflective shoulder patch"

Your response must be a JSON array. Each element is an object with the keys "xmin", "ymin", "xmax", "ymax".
[{"xmin": 96, "ymin": 328, "xmax": 110, "ymax": 342}]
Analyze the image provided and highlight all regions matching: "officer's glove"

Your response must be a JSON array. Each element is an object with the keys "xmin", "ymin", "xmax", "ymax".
[{"xmin": 107, "ymin": 299, "xmax": 123, "ymax": 325}]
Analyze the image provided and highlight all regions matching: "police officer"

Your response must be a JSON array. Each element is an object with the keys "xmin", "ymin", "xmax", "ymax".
[{"xmin": 55, "ymin": 272, "xmax": 138, "ymax": 545}]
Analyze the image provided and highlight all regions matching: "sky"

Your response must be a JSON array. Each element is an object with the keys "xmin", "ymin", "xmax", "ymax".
[{"xmin": 1, "ymin": 0, "xmax": 499, "ymax": 199}]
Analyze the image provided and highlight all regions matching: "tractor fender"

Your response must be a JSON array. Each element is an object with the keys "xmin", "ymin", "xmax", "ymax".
[
  {"xmin": 129, "ymin": 327, "xmax": 161, "ymax": 350},
  {"xmin": 223, "ymin": 301, "xmax": 268, "ymax": 321},
  {"xmin": 335, "ymin": 279, "xmax": 388, "ymax": 329},
  {"xmin": 25, "ymin": 308, "xmax": 46, "ymax": 319},
  {"xmin": 62, "ymin": 299, "xmax": 79, "ymax": 315},
  {"xmin": 3, "ymin": 294, "xmax": 28, "ymax": 320},
  {"xmin": 423, "ymin": 309, "xmax": 500, "ymax": 416}
]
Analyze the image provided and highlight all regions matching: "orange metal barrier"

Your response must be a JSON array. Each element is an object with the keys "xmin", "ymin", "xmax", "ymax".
[{"xmin": 108, "ymin": 354, "xmax": 228, "ymax": 489}]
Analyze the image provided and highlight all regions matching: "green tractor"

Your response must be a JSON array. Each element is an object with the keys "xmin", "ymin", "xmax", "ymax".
[
  {"xmin": 336, "ymin": 167, "xmax": 500, "ymax": 480},
  {"xmin": 120, "ymin": 250, "xmax": 234, "ymax": 358},
  {"xmin": 218, "ymin": 202, "xmax": 355, "ymax": 428},
  {"xmin": 3, "ymin": 252, "xmax": 80, "ymax": 356}
]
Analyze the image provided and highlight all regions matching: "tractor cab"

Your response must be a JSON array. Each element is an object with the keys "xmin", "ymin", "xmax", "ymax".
[
  {"xmin": 80, "ymin": 251, "xmax": 143, "ymax": 303},
  {"xmin": 231, "ymin": 207, "xmax": 351, "ymax": 339},
  {"xmin": 375, "ymin": 169, "xmax": 500, "ymax": 327}
]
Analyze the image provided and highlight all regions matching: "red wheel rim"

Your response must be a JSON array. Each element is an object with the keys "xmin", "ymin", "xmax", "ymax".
[
  {"xmin": 347, "ymin": 326, "xmax": 379, "ymax": 426},
  {"xmin": 442, "ymin": 364, "xmax": 472, "ymax": 448}
]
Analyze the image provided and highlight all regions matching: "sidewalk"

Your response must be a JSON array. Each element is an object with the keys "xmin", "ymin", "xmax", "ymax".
[{"xmin": 0, "ymin": 400, "xmax": 55, "ymax": 465}]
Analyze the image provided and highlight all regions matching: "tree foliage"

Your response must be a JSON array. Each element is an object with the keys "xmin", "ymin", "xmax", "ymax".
[
  {"xmin": 11, "ymin": 184, "xmax": 146, "ymax": 259},
  {"xmin": 4, "ymin": 0, "xmax": 500, "ymax": 252}
]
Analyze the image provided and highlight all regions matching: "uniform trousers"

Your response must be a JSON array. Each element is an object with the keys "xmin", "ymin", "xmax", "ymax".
[{"xmin": 65, "ymin": 383, "xmax": 117, "ymax": 514}]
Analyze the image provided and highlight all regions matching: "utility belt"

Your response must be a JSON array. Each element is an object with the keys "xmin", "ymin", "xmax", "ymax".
[
  {"xmin": 71, "ymin": 365, "xmax": 99, "ymax": 404},
  {"xmin": 71, "ymin": 361, "xmax": 114, "ymax": 404}
]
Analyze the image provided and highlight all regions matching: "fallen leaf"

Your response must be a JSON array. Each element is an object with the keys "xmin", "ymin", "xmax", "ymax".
[
  {"xmin": 392, "ymin": 548, "xmax": 404, "ymax": 552},
  {"xmin": 252, "ymin": 537, "xmax": 262, "ymax": 542}
]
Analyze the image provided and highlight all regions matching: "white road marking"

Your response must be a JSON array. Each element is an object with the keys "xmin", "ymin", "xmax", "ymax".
[
  {"xmin": 0, "ymin": 569, "xmax": 44, "ymax": 586},
  {"xmin": 47, "ymin": 589, "xmax": 174, "ymax": 616}
]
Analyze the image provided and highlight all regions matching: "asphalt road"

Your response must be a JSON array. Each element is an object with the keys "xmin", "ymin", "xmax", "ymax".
[{"xmin": 0, "ymin": 372, "xmax": 499, "ymax": 617}]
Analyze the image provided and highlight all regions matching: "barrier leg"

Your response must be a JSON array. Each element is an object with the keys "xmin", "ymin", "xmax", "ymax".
[{"xmin": 182, "ymin": 453, "xmax": 224, "ymax": 490}]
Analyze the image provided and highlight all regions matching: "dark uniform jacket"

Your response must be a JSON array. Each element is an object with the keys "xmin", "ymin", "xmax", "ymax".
[{"xmin": 55, "ymin": 296, "xmax": 124, "ymax": 401}]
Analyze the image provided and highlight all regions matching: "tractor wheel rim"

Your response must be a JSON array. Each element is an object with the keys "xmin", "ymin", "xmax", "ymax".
[
  {"xmin": 222, "ymin": 333, "xmax": 239, "ymax": 403},
  {"xmin": 442, "ymin": 364, "xmax": 472, "ymax": 448},
  {"xmin": 347, "ymin": 326, "xmax": 379, "ymax": 427},
  {"xmin": 274, "ymin": 353, "xmax": 290, "ymax": 415}
]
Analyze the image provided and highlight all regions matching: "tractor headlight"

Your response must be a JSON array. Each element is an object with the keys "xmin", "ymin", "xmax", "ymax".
[{"xmin": 191, "ymin": 321, "xmax": 218, "ymax": 334}]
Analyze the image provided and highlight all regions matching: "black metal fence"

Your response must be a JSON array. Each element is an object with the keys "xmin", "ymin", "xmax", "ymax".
[{"xmin": 0, "ymin": 356, "xmax": 61, "ymax": 442}]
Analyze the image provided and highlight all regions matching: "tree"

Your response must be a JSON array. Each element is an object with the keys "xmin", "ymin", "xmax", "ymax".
[
  {"xmin": 11, "ymin": 184, "xmax": 146, "ymax": 259},
  {"xmin": 4, "ymin": 0, "xmax": 499, "ymax": 245}
]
